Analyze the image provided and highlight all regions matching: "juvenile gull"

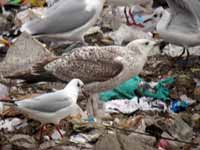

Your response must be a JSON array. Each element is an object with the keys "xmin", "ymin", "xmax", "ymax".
[
  {"xmin": 1, "ymin": 79, "xmax": 84, "ymax": 138},
  {"xmin": 155, "ymin": 0, "xmax": 200, "ymax": 59},
  {"xmin": 21, "ymin": 39, "xmax": 161, "ymax": 117},
  {"xmin": 21, "ymin": 0, "xmax": 105, "ymax": 43}
]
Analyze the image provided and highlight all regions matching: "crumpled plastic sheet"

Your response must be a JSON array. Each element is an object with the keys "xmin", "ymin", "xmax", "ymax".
[
  {"xmin": 48, "ymin": 129, "xmax": 65, "ymax": 141},
  {"xmin": 0, "ymin": 83, "xmax": 9, "ymax": 97},
  {"xmin": 9, "ymin": 134, "xmax": 37, "ymax": 149},
  {"xmin": 100, "ymin": 76, "xmax": 174, "ymax": 102},
  {"xmin": 70, "ymin": 132, "xmax": 100, "ymax": 148},
  {"xmin": 104, "ymin": 97, "xmax": 167, "ymax": 114},
  {"xmin": 107, "ymin": 24, "xmax": 152, "ymax": 45},
  {"xmin": 0, "ymin": 118, "xmax": 26, "ymax": 132}
]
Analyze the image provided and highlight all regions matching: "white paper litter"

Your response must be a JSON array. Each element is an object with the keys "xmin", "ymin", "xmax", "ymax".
[
  {"xmin": 104, "ymin": 97, "xmax": 167, "ymax": 114},
  {"xmin": 0, "ymin": 118, "xmax": 24, "ymax": 132}
]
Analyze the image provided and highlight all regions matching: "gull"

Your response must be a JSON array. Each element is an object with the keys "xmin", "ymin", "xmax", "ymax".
[
  {"xmin": 21, "ymin": 0, "xmax": 106, "ymax": 43},
  {"xmin": 7, "ymin": 39, "xmax": 161, "ymax": 118},
  {"xmin": 155, "ymin": 0, "xmax": 200, "ymax": 59},
  {"xmin": 1, "ymin": 79, "xmax": 84, "ymax": 139}
]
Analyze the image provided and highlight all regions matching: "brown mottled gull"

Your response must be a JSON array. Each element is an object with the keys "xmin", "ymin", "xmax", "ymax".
[{"xmin": 7, "ymin": 39, "xmax": 161, "ymax": 117}]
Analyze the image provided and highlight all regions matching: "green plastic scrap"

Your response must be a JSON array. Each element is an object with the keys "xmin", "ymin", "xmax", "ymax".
[
  {"xmin": 100, "ymin": 76, "xmax": 142, "ymax": 102},
  {"xmin": 99, "ymin": 76, "xmax": 174, "ymax": 102},
  {"xmin": 8, "ymin": 0, "xmax": 22, "ymax": 5},
  {"xmin": 142, "ymin": 77, "xmax": 174, "ymax": 101}
]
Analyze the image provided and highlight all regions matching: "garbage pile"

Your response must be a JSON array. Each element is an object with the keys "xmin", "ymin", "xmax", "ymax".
[{"xmin": 0, "ymin": 0, "xmax": 200, "ymax": 150}]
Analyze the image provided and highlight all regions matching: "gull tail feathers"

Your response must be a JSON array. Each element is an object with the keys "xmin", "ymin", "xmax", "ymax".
[
  {"xmin": 21, "ymin": 23, "xmax": 33, "ymax": 34},
  {"xmin": 32, "ymin": 56, "xmax": 60, "ymax": 73},
  {"xmin": 0, "ymin": 100, "xmax": 17, "ymax": 107},
  {"xmin": 5, "ymin": 56, "xmax": 61, "ymax": 83}
]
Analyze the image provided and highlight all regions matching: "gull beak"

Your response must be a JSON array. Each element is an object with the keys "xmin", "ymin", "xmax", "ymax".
[
  {"xmin": 153, "ymin": 40, "xmax": 162, "ymax": 47},
  {"xmin": 153, "ymin": 40, "xmax": 168, "ymax": 53},
  {"xmin": 0, "ymin": 38, "xmax": 10, "ymax": 47},
  {"xmin": 81, "ymin": 87, "xmax": 89, "ymax": 97},
  {"xmin": 143, "ymin": 15, "xmax": 154, "ymax": 23}
]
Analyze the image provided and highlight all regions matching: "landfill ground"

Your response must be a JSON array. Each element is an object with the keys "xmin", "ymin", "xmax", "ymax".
[{"xmin": 0, "ymin": 1, "xmax": 200, "ymax": 150}]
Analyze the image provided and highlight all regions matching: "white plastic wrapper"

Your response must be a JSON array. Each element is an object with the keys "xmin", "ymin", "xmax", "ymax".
[{"xmin": 104, "ymin": 97, "xmax": 167, "ymax": 114}]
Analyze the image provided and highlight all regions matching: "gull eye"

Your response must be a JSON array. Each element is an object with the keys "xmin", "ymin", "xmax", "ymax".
[
  {"xmin": 77, "ymin": 82, "xmax": 81, "ymax": 87},
  {"xmin": 154, "ymin": 14, "xmax": 158, "ymax": 18},
  {"xmin": 145, "ymin": 42, "xmax": 149, "ymax": 45}
]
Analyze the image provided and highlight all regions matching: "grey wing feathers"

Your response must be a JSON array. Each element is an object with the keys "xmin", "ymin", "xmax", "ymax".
[
  {"xmin": 166, "ymin": 0, "xmax": 198, "ymax": 32},
  {"xmin": 24, "ymin": 0, "xmax": 96, "ymax": 35},
  {"xmin": 45, "ymin": 47, "xmax": 123, "ymax": 84},
  {"xmin": 16, "ymin": 92, "xmax": 72, "ymax": 113}
]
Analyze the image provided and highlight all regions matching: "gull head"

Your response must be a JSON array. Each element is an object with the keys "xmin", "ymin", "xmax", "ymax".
[
  {"xmin": 143, "ymin": 7, "xmax": 164, "ymax": 31},
  {"xmin": 69, "ymin": 78, "xmax": 84, "ymax": 88},
  {"xmin": 144, "ymin": 7, "xmax": 164, "ymax": 23},
  {"xmin": 127, "ymin": 39, "xmax": 161, "ymax": 56},
  {"xmin": 65, "ymin": 79, "xmax": 84, "ymax": 92}
]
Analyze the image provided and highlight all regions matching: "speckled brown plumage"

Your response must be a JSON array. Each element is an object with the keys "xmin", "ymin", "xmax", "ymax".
[{"xmin": 43, "ymin": 41, "xmax": 152, "ymax": 93}]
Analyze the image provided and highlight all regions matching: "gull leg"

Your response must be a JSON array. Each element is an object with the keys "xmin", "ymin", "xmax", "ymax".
[
  {"xmin": 186, "ymin": 48, "xmax": 190, "ymax": 61},
  {"xmin": 43, "ymin": 125, "xmax": 53, "ymax": 140},
  {"xmin": 176, "ymin": 47, "xmax": 190, "ymax": 67},
  {"xmin": 184, "ymin": 48, "xmax": 190, "ymax": 67},
  {"xmin": 87, "ymin": 94, "xmax": 102, "ymax": 118},
  {"xmin": 86, "ymin": 95, "xmax": 95, "ymax": 117},
  {"xmin": 39, "ymin": 125, "xmax": 44, "ymax": 140},
  {"xmin": 92, "ymin": 94, "xmax": 99, "ymax": 117},
  {"xmin": 39, "ymin": 124, "xmax": 53, "ymax": 141},
  {"xmin": 56, "ymin": 125, "xmax": 64, "ymax": 138},
  {"xmin": 127, "ymin": 8, "xmax": 144, "ymax": 28},
  {"xmin": 111, "ymin": 6, "xmax": 120, "ymax": 30},
  {"xmin": 124, "ymin": 7, "xmax": 130, "ymax": 25},
  {"xmin": 128, "ymin": 8, "xmax": 136, "ymax": 25},
  {"xmin": 92, "ymin": 93, "xmax": 111, "ymax": 119},
  {"xmin": 177, "ymin": 47, "xmax": 186, "ymax": 58}
]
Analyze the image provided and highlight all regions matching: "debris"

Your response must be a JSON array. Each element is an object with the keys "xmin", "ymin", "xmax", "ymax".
[
  {"xmin": 0, "ymin": 32, "xmax": 55, "ymax": 81},
  {"xmin": 192, "ymin": 113, "xmax": 200, "ymax": 129},
  {"xmin": 50, "ymin": 129, "xmax": 65, "ymax": 141},
  {"xmin": 0, "ymin": 118, "xmax": 25, "ymax": 132},
  {"xmin": 39, "ymin": 140, "xmax": 56, "ymax": 150},
  {"xmin": 156, "ymin": 139, "xmax": 170, "ymax": 150},
  {"xmin": 194, "ymin": 87, "xmax": 200, "ymax": 102},
  {"xmin": 104, "ymin": 97, "xmax": 167, "ymax": 114},
  {"xmin": 0, "ymin": 83, "xmax": 9, "ymax": 97},
  {"xmin": 106, "ymin": 24, "xmax": 152, "ymax": 45},
  {"xmin": 70, "ymin": 132, "xmax": 100, "ymax": 145},
  {"xmin": 15, "ymin": 8, "xmax": 45, "ymax": 26},
  {"xmin": 95, "ymin": 133, "xmax": 121, "ymax": 150},
  {"xmin": 117, "ymin": 133, "xmax": 156, "ymax": 150},
  {"xmin": 8, "ymin": 134, "xmax": 37, "ymax": 149},
  {"xmin": 157, "ymin": 115, "xmax": 193, "ymax": 142},
  {"xmin": 100, "ymin": 76, "xmax": 174, "ymax": 102},
  {"xmin": 170, "ymin": 100, "xmax": 189, "ymax": 113}
]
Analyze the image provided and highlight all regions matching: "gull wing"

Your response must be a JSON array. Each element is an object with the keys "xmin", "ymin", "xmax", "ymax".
[
  {"xmin": 16, "ymin": 91, "xmax": 72, "ymax": 113},
  {"xmin": 166, "ymin": 0, "xmax": 199, "ymax": 33},
  {"xmin": 22, "ymin": 0, "xmax": 96, "ymax": 35},
  {"xmin": 44, "ymin": 46, "xmax": 124, "ymax": 84}
]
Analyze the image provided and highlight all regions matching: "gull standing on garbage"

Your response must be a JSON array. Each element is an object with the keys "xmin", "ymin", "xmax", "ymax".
[
  {"xmin": 155, "ymin": 0, "xmax": 200, "ymax": 59},
  {"xmin": 7, "ymin": 39, "xmax": 161, "ymax": 118},
  {"xmin": 0, "ymin": 79, "xmax": 84, "ymax": 138},
  {"xmin": 21, "ymin": 0, "xmax": 106, "ymax": 43}
]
